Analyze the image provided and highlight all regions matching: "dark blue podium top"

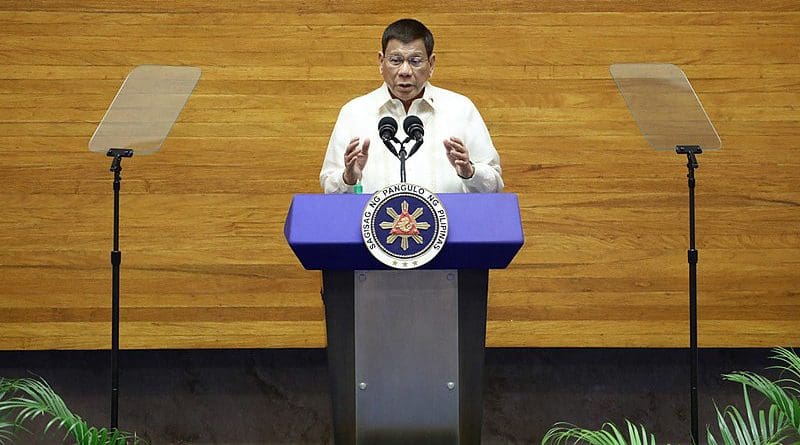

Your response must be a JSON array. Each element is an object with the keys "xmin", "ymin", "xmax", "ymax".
[{"xmin": 284, "ymin": 193, "xmax": 524, "ymax": 270}]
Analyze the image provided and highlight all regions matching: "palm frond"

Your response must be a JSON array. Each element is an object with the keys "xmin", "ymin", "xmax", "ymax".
[
  {"xmin": 0, "ymin": 417, "xmax": 24, "ymax": 445},
  {"xmin": 542, "ymin": 420, "xmax": 661, "ymax": 445},
  {"xmin": 725, "ymin": 370, "xmax": 800, "ymax": 434},
  {"xmin": 770, "ymin": 348, "xmax": 800, "ymax": 396},
  {"xmin": 724, "ymin": 347, "xmax": 800, "ymax": 438},
  {"xmin": 0, "ymin": 377, "xmax": 146, "ymax": 445},
  {"xmin": 0, "ymin": 378, "xmax": 86, "ymax": 439},
  {"xmin": 706, "ymin": 385, "xmax": 789, "ymax": 445}
]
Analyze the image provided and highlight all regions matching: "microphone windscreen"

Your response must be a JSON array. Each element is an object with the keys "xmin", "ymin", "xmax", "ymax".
[
  {"xmin": 403, "ymin": 115, "xmax": 424, "ymax": 139},
  {"xmin": 378, "ymin": 116, "xmax": 398, "ymax": 141}
]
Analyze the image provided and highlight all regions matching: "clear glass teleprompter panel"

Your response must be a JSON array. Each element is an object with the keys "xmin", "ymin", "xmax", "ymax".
[
  {"xmin": 610, "ymin": 63, "xmax": 720, "ymax": 151},
  {"xmin": 89, "ymin": 65, "xmax": 201, "ymax": 154}
]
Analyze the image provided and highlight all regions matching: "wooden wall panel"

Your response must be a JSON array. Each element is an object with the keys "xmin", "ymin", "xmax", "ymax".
[{"xmin": 0, "ymin": 1, "xmax": 798, "ymax": 349}]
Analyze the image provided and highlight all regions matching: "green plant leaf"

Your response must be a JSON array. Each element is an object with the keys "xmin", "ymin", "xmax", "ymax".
[
  {"xmin": 542, "ymin": 420, "xmax": 661, "ymax": 445},
  {"xmin": 706, "ymin": 385, "xmax": 789, "ymax": 445},
  {"xmin": 0, "ymin": 377, "xmax": 146, "ymax": 445},
  {"xmin": 726, "ymin": 370, "xmax": 800, "ymax": 434}
]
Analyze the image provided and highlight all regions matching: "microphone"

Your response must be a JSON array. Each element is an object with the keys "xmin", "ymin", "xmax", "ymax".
[
  {"xmin": 378, "ymin": 116, "xmax": 398, "ymax": 142},
  {"xmin": 378, "ymin": 116, "xmax": 399, "ymax": 158},
  {"xmin": 403, "ymin": 115, "xmax": 424, "ymax": 159},
  {"xmin": 403, "ymin": 115, "xmax": 424, "ymax": 142}
]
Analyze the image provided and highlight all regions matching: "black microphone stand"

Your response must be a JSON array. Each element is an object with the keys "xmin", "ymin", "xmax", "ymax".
[
  {"xmin": 385, "ymin": 137, "xmax": 422, "ymax": 183},
  {"xmin": 407, "ymin": 139, "xmax": 423, "ymax": 159},
  {"xmin": 380, "ymin": 136, "xmax": 404, "ymax": 181},
  {"xmin": 676, "ymin": 144, "xmax": 701, "ymax": 445},
  {"xmin": 398, "ymin": 145, "xmax": 407, "ymax": 183},
  {"xmin": 106, "ymin": 147, "xmax": 133, "ymax": 429}
]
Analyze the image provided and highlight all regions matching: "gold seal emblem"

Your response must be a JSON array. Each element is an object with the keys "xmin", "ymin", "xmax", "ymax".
[
  {"xmin": 379, "ymin": 200, "xmax": 431, "ymax": 251},
  {"xmin": 361, "ymin": 183, "xmax": 448, "ymax": 269}
]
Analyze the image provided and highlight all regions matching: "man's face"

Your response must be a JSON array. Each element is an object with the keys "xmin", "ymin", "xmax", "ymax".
[{"xmin": 379, "ymin": 38, "xmax": 435, "ymax": 103}]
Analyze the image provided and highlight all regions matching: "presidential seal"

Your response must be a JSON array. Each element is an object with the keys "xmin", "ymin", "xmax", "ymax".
[{"xmin": 361, "ymin": 183, "xmax": 448, "ymax": 269}]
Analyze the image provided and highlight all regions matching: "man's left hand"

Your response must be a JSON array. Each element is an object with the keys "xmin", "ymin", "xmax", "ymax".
[{"xmin": 444, "ymin": 137, "xmax": 474, "ymax": 179}]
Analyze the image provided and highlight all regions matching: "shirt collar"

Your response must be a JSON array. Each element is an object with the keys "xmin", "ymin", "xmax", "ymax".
[{"xmin": 374, "ymin": 82, "xmax": 437, "ymax": 112}]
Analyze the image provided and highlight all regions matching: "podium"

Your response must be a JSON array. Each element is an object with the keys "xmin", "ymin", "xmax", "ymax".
[{"xmin": 285, "ymin": 193, "xmax": 523, "ymax": 444}]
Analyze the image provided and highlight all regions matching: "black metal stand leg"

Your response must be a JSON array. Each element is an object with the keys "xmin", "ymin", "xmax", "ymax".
[
  {"xmin": 677, "ymin": 145, "xmax": 701, "ymax": 445},
  {"xmin": 111, "ymin": 174, "xmax": 120, "ymax": 429},
  {"xmin": 107, "ymin": 148, "xmax": 132, "ymax": 430}
]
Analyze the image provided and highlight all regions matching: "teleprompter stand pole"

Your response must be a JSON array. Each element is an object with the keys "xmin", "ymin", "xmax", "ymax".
[
  {"xmin": 107, "ymin": 148, "xmax": 133, "ymax": 429},
  {"xmin": 676, "ymin": 144, "xmax": 701, "ymax": 445}
]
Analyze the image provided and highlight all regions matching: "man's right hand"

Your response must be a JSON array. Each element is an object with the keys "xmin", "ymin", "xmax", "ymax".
[{"xmin": 343, "ymin": 137, "xmax": 370, "ymax": 185}]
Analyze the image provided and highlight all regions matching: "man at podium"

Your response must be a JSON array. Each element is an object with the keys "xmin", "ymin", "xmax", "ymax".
[{"xmin": 320, "ymin": 18, "xmax": 504, "ymax": 194}]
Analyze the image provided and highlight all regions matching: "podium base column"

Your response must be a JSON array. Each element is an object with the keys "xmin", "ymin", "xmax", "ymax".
[{"xmin": 322, "ymin": 269, "xmax": 488, "ymax": 445}]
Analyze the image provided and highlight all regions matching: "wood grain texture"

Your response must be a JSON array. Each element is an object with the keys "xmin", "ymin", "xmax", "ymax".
[{"xmin": 1, "ymin": 0, "xmax": 798, "ymax": 349}]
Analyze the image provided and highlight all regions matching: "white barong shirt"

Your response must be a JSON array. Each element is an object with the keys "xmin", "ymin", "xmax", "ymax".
[{"xmin": 320, "ymin": 83, "xmax": 503, "ymax": 194}]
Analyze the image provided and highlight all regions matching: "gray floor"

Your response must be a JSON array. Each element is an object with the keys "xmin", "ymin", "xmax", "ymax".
[{"xmin": 0, "ymin": 348, "xmax": 777, "ymax": 444}]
